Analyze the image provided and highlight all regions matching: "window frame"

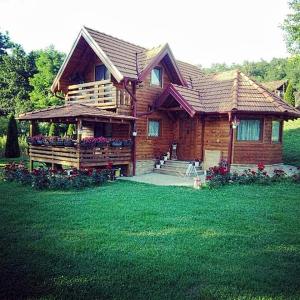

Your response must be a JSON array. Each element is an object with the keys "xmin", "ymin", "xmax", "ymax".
[
  {"xmin": 271, "ymin": 120, "xmax": 282, "ymax": 143},
  {"xmin": 236, "ymin": 118, "xmax": 263, "ymax": 142},
  {"xmin": 94, "ymin": 64, "xmax": 110, "ymax": 81},
  {"xmin": 150, "ymin": 66, "xmax": 163, "ymax": 87},
  {"xmin": 147, "ymin": 119, "xmax": 161, "ymax": 138}
]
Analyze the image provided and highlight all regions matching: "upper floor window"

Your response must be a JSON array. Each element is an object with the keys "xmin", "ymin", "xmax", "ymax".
[
  {"xmin": 271, "ymin": 120, "xmax": 281, "ymax": 142},
  {"xmin": 237, "ymin": 119, "xmax": 262, "ymax": 141},
  {"xmin": 151, "ymin": 67, "xmax": 162, "ymax": 87},
  {"xmin": 95, "ymin": 65, "xmax": 110, "ymax": 81}
]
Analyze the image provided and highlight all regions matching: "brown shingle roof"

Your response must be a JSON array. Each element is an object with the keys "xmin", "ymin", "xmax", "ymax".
[
  {"xmin": 159, "ymin": 71, "xmax": 300, "ymax": 117},
  {"xmin": 18, "ymin": 103, "xmax": 136, "ymax": 121}
]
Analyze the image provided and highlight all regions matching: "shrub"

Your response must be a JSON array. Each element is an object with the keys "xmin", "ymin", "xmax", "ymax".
[
  {"xmin": 49, "ymin": 123, "xmax": 59, "ymax": 136},
  {"xmin": 206, "ymin": 161, "xmax": 299, "ymax": 189},
  {"xmin": 67, "ymin": 124, "xmax": 76, "ymax": 137},
  {"xmin": 5, "ymin": 115, "xmax": 20, "ymax": 158},
  {"xmin": 2, "ymin": 163, "xmax": 113, "ymax": 190},
  {"xmin": 284, "ymin": 82, "xmax": 295, "ymax": 106}
]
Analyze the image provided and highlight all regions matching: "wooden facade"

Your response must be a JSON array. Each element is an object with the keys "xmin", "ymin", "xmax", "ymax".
[{"xmin": 19, "ymin": 27, "xmax": 299, "ymax": 175}]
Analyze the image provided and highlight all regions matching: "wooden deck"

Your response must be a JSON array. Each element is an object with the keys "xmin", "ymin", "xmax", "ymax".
[{"xmin": 29, "ymin": 145, "xmax": 132, "ymax": 170}]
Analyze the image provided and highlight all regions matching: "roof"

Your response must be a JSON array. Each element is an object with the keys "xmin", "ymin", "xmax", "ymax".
[
  {"xmin": 52, "ymin": 26, "xmax": 199, "ymax": 91},
  {"xmin": 262, "ymin": 80, "xmax": 288, "ymax": 92},
  {"xmin": 156, "ymin": 70, "xmax": 300, "ymax": 118},
  {"xmin": 18, "ymin": 104, "xmax": 136, "ymax": 121}
]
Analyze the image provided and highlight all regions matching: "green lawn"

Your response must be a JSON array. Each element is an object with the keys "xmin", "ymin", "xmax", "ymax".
[
  {"xmin": 0, "ymin": 180, "xmax": 300, "ymax": 299},
  {"xmin": 283, "ymin": 119, "xmax": 300, "ymax": 166}
]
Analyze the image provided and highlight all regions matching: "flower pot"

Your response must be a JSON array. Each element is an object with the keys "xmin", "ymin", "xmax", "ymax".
[
  {"xmin": 160, "ymin": 160, "xmax": 164, "ymax": 165},
  {"xmin": 194, "ymin": 161, "xmax": 200, "ymax": 167},
  {"xmin": 155, "ymin": 164, "xmax": 161, "ymax": 169},
  {"xmin": 122, "ymin": 140, "xmax": 132, "ymax": 147},
  {"xmin": 163, "ymin": 156, "xmax": 168, "ymax": 161},
  {"xmin": 64, "ymin": 140, "xmax": 74, "ymax": 147},
  {"xmin": 110, "ymin": 141, "xmax": 123, "ymax": 147}
]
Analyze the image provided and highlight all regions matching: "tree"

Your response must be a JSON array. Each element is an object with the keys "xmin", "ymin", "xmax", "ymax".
[
  {"xmin": 284, "ymin": 82, "xmax": 296, "ymax": 106},
  {"xmin": 67, "ymin": 124, "xmax": 76, "ymax": 137},
  {"xmin": 5, "ymin": 114, "xmax": 20, "ymax": 158},
  {"xmin": 0, "ymin": 31, "xmax": 13, "ymax": 56},
  {"xmin": 0, "ymin": 43, "xmax": 37, "ymax": 114},
  {"xmin": 49, "ymin": 123, "xmax": 59, "ymax": 136},
  {"xmin": 29, "ymin": 46, "xmax": 65, "ymax": 109},
  {"xmin": 282, "ymin": 0, "xmax": 300, "ymax": 54}
]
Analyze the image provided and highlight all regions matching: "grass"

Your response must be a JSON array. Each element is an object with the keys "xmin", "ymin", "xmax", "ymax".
[
  {"xmin": 0, "ymin": 180, "xmax": 300, "ymax": 299},
  {"xmin": 283, "ymin": 119, "xmax": 300, "ymax": 166}
]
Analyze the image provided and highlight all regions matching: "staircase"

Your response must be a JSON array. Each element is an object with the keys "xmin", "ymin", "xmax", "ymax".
[{"xmin": 153, "ymin": 160, "xmax": 204, "ymax": 177}]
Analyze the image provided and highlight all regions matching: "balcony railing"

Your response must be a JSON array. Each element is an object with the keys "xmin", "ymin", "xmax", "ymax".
[
  {"xmin": 65, "ymin": 80, "xmax": 131, "ymax": 109},
  {"xmin": 29, "ymin": 145, "xmax": 132, "ymax": 169}
]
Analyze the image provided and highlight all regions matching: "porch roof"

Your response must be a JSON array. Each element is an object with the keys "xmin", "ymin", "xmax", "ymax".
[
  {"xmin": 155, "ymin": 71, "xmax": 300, "ymax": 118},
  {"xmin": 18, "ymin": 103, "xmax": 136, "ymax": 122}
]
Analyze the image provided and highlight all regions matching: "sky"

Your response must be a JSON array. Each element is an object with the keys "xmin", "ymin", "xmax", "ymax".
[{"xmin": 0, "ymin": 0, "xmax": 291, "ymax": 67}]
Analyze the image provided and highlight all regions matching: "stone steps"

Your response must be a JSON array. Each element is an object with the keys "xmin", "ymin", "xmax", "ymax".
[{"xmin": 153, "ymin": 160, "xmax": 203, "ymax": 177}]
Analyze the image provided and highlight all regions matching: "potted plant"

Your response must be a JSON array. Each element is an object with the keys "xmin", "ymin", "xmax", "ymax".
[
  {"xmin": 96, "ymin": 136, "xmax": 108, "ymax": 148},
  {"xmin": 56, "ymin": 138, "xmax": 64, "ymax": 147},
  {"xmin": 49, "ymin": 136, "xmax": 58, "ymax": 146},
  {"xmin": 160, "ymin": 156, "xmax": 165, "ymax": 165},
  {"xmin": 163, "ymin": 153, "xmax": 168, "ymax": 161},
  {"xmin": 122, "ymin": 139, "xmax": 132, "ymax": 147},
  {"xmin": 194, "ymin": 159, "xmax": 201, "ymax": 167},
  {"xmin": 155, "ymin": 160, "xmax": 161, "ymax": 169},
  {"xmin": 64, "ymin": 138, "xmax": 74, "ymax": 147}
]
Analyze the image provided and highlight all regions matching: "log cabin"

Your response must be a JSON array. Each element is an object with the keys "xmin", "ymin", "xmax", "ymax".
[{"xmin": 19, "ymin": 26, "xmax": 300, "ymax": 176}]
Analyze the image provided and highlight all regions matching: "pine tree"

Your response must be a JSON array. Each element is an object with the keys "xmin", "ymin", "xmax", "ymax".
[
  {"xmin": 5, "ymin": 114, "xmax": 20, "ymax": 158},
  {"xmin": 284, "ymin": 82, "xmax": 295, "ymax": 106},
  {"xmin": 67, "ymin": 124, "xmax": 76, "ymax": 137},
  {"xmin": 48, "ymin": 123, "xmax": 59, "ymax": 136}
]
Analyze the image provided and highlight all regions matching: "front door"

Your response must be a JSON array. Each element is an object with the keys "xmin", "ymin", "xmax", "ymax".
[{"xmin": 177, "ymin": 117, "xmax": 195, "ymax": 161}]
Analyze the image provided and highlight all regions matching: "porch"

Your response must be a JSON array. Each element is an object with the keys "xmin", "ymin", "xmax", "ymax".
[{"xmin": 18, "ymin": 103, "xmax": 136, "ymax": 175}]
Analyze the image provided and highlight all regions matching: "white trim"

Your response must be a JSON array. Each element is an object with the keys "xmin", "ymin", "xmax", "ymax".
[{"xmin": 51, "ymin": 27, "xmax": 123, "ymax": 93}]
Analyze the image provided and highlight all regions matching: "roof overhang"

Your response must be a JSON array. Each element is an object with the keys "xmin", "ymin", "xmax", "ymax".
[
  {"xmin": 138, "ymin": 44, "xmax": 187, "ymax": 86},
  {"xmin": 51, "ymin": 27, "xmax": 124, "ymax": 93},
  {"xmin": 155, "ymin": 84, "xmax": 196, "ymax": 117}
]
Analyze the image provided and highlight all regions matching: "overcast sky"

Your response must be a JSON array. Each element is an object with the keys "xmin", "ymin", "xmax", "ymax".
[{"xmin": 0, "ymin": 0, "xmax": 290, "ymax": 67}]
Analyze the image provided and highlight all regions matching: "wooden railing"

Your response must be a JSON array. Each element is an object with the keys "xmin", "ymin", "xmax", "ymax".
[
  {"xmin": 65, "ymin": 80, "xmax": 131, "ymax": 109},
  {"xmin": 29, "ymin": 145, "xmax": 132, "ymax": 168}
]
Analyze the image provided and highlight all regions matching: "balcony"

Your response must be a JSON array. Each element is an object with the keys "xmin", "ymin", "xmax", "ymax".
[{"xmin": 65, "ymin": 80, "xmax": 131, "ymax": 110}]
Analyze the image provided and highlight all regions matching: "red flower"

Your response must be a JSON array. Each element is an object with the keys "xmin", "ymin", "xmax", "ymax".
[{"xmin": 257, "ymin": 162, "xmax": 265, "ymax": 171}]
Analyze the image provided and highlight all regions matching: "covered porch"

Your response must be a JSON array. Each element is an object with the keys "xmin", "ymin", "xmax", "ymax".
[{"xmin": 18, "ymin": 103, "xmax": 136, "ymax": 175}]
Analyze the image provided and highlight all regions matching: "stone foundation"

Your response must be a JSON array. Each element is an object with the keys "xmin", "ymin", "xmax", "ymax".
[{"xmin": 135, "ymin": 160, "xmax": 155, "ymax": 175}]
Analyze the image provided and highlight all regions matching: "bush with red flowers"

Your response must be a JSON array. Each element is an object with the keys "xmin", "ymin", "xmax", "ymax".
[
  {"xmin": 2, "ymin": 163, "xmax": 113, "ymax": 190},
  {"xmin": 206, "ymin": 160, "xmax": 299, "ymax": 188}
]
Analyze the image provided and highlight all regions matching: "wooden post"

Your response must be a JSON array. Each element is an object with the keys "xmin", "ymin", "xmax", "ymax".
[
  {"xmin": 227, "ymin": 113, "xmax": 234, "ymax": 172},
  {"xmin": 76, "ymin": 119, "xmax": 82, "ymax": 170},
  {"xmin": 29, "ymin": 120, "xmax": 36, "ymax": 172}
]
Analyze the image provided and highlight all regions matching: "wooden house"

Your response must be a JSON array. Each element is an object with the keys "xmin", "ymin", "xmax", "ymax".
[{"xmin": 19, "ymin": 27, "xmax": 300, "ymax": 175}]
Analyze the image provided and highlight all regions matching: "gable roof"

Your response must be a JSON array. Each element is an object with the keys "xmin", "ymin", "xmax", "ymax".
[
  {"xmin": 156, "ymin": 70, "xmax": 300, "ymax": 118},
  {"xmin": 52, "ymin": 26, "xmax": 193, "ymax": 92}
]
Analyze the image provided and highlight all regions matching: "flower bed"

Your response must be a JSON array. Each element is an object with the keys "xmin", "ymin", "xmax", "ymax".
[
  {"xmin": 27, "ymin": 135, "xmax": 75, "ymax": 147},
  {"xmin": 206, "ymin": 160, "xmax": 300, "ymax": 189},
  {"xmin": 2, "ymin": 162, "xmax": 114, "ymax": 190}
]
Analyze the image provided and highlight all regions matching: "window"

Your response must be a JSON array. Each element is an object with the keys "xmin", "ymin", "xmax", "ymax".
[
  {"xmin": 272, "ymin": 120, "xmax": 281, "ymax": 142},
  {"xmin": 148, "ymin": 120, "xmax": 160, "ymax": 137},
  {"xmin": 237, "ymin": 119, "xmax": 261, "ymax": 141},
  {"xmin": 150, "ymin": 67, "xmax": 162, "ymax": 86},
  {"xmin": 95, "ymin": 65, "xmax": 110, "ymax": 81},
  {"xmin": 94, "ymin": 123, "xmax": 112, "ymax": 138}
]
